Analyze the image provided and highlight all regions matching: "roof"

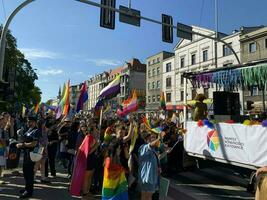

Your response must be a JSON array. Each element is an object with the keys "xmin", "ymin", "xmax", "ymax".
[{"xmin": 109, "ymin": 66, "xmax": 123, "ymax": 76}]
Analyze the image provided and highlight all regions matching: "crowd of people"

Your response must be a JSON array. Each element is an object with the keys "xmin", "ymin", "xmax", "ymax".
[{"xmin": 0, "ymin": 106, "xmax": 266, "ymax": 199}]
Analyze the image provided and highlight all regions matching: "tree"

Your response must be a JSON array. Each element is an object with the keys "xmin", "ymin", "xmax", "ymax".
[{"xmin": 0, "ymin": 25, "xmax": 41, "ymax": 112}]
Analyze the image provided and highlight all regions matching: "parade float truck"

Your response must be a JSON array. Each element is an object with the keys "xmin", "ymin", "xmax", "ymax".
[{"xmin": 182, "ymin": 62, "xmax": 267, "ymax": 191}]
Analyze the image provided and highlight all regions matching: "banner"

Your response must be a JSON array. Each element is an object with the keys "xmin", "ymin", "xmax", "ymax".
[{"xmin": 185, "ymin": 122, "xmax": 267, "ymax": 167}]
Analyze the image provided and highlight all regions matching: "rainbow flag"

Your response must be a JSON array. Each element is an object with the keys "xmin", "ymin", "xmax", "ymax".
[
  {"xmin": 142, "ymin": 116, "xmax": 151, "ymax": 129},
  {"xmin": 160, "ymin": 92, "xmax": 166, "ymax": 110},
  {"xmin": 76, "ymin": 82, "xmax": 88, "ymax": 112},
  {"xmin": 70, "ymin": 135, "xmax": 94, "ymax": 196},
  {"xmin": 129, "ymin": 126, "xmax": 138, "ymax": 154},
  {"xmin": 99, "ymin": 75, "xmax": 121, "ymax": 99},
  {"xmin": 34, "ymin": 102, "xmax": 39, "ymax": 114},
  {"xmin": 56, "ymin": 80, "xmax": 70, "ymax": 119},
  {"xmin": 117, "ymin": 90, "xmax": 138, "ymax": 117},
  {"xmin": 102, "ymin": 157, "xmax": 128, "ymax": 200},
  {"xmin": 151, "ymin": 126, "xmax": 163, "ymax": 134}
]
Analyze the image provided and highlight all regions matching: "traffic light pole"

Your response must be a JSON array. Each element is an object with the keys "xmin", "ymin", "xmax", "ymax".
[
  {"xmin": 0, "ymin": 0, "xmax": 241, "ymax": 83},
  {"xmin": 76, "ymin": 0, "xmax": 241, "ymax": 64}
]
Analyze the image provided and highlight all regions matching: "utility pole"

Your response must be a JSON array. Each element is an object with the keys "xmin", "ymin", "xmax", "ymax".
[
  {"xmin": 214, "ymin": 0, "xmax": 218, "ymax": 68},
  {"xmin": 0, "ymin": 0, "xmax": 35, "ymax": 83}
]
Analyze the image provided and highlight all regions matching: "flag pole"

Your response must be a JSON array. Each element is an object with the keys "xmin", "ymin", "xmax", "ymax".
[{"xmin": 98, "ymin": 106, "xmax": 103, "ymax": 139}]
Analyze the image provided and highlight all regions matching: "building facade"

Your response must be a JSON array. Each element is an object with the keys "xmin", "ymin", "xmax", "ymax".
[
  {"xmin": 146, "ymin": 51, "xmax": 174, "ymax": 112},
  {"xmin": 162, "ymin": 56, "xmax": 176, "ymax": 109},
  {"xmin": 120, "ymin": 58, "xmax": 146, "ymax": 105},
  {"xmin": 86, "ymin": 72, "xmax": 109, "ymax": 110},
  {"xmin": 174, "ymin": 26, "xmax": 242, "ymax": 112},
  {"xmin": 240, "ymin": 26, "xmax": 267, "ymax": 113}
]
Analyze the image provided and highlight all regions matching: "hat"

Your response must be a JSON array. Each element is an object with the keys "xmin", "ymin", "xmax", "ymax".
[
  {"xmin": 28, "ymin": 116, "xmax": 37, "ymax": 121},
  {"xmin": 194, "ymin": 93, "xmax": 207, "ymax": 101}
]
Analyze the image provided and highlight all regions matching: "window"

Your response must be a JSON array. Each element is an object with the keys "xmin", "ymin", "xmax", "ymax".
[
  {"xmin": 166, "ymin": 93, "xmax": 171, "ymax": 102},
  {"xmin": 191, "ymin": 54, "xmax": 196, "ymax": 65},
  {"xmin": 181, "ymin": 76, "xmax": 184, "ymax": 85},
  {"xmin": 204, "ymin": 88, "xmax": 209, "ymax": 98},
  {"xmin": 192, "ymin": 89, "xmax": 197, "ymax": 100},
  {"xmin": 157, "ymin": 67, "xmax": 160, "ymax": 75},
  {"xmin": 152, "ymin": 95, "xmax": 156, "ymax": 102},
  {"xmin": 181, "ymin": 91, "xmax": 184, "ymax": 101},
  {"xmin": 152, "ymin": 82, "xmax": 155, "ymax": 89},
  {"xmin": 180, "ymin": 57, "xmax": 185, "ymax": 68},
  {"xmin": 148, "ymin": 96, "xmax": 151, "ymax": 103},
  {"xmin": 203, "ymin": 50, "xmax": 208, "ymax": 62},
  {"xmin": 148, "ymin": 61, "xmax": 150, "ymax": 66},
  {"xmin": 223, "ymin": 43, "xmax": 232, "ymax": 56},
  {"xmin": 249, "ymin": 42, "xmax": 256, "ymax": 53},
  {"xmin": 166, "ymin": 77, "xmax": 172, "ymax": 87},
  {"xmin": 157, "ymin": 95, "xmax": 160, "ymax": 102},
  {"xmin": 152, "ymin": 69, "xmax": 156, "ymax": 76},
  {"xmin": 153, "ymin": 59, "xmax": 156, "ymax": 64},
  {"xmin": 157, "ymin": 80, "xmax": 160, "ymax": 89},
  {"xmin": 157, "ymin": 57, "xmax": 160, "ymax": 62},
  {"xmin": 148, "ymin": 83, "xmax": 150, "ymax": 90},
  {"xmin": 166, "ymin": 62, "xmax": 172, "ymax": 72},
  {"xmin": 148, "ymin": 70, "xmax": 151, "ymax": 77},
  {"xmin": 265, "ymin": 39, "xmax": 267, "ymax": 49}
]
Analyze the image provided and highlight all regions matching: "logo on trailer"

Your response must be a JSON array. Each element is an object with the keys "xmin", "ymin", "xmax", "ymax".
[{"xmin": 207, "ymin": 130, "xmax": 220, "ymax": 151}]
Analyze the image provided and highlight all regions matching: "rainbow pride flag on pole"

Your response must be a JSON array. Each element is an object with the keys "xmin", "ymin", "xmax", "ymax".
[
  {"xmin": 102, "ymin": 157, "xmax": 128, "ymax": 200},
  {"xmin": 56, "ymin": 80, "xmax": 70, "ymax": 119},
  {"xmin": 34, "ymin": 102, "xmax": 39, "ymax": 114}
]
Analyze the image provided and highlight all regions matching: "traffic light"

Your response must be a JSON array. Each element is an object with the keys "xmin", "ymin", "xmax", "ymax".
[
  {"xmin": 162, "ymin": 14, "xmax": 173, "ymax": 43},
  {"xmin": 100, "ymin": 0, "xmax": 116, "ymax": 29},
  {"xmin": 247, "ymin": 101, "xmax": 254, "ymax": 110}
]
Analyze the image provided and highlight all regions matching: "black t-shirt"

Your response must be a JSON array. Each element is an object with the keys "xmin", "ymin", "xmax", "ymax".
[{"xmin": 22, "ymin": 127, "xmax": 41, "ymax": 151}]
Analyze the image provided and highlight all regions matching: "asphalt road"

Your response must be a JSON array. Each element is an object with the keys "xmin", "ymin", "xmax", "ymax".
[{"xmin": 0, "ymin": 163, "xmax": 255, "ymax": 200}]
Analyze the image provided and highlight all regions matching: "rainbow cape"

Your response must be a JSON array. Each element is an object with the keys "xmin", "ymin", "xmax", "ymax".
[
  {"xmin": 70, "ymin": 135, "xmax": 93, "ymax": 196},
  {"xmin": 102, "ymin": 157, "xmax": 128, "ymax": 200}
]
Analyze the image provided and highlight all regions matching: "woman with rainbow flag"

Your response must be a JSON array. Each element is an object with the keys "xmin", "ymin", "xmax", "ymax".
[
  {"xmin": 138, "ymin": 129, "xmax": 166, "ymax": 200},
  {"xmin": 102, "ymin": 138, "xmax": 129, "ymax": 200}
]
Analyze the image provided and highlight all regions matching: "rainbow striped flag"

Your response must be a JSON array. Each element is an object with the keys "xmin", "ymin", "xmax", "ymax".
[
  {"xmin": 102, "ymin": 157, "xmax": 128, "ymax": 200},
  {"xmin": 99, "ymin": 75, "xmax": 121, "ymax": 99},
  {"xmin": 142, "ymin": 116, "xmax": 151, "ymax": 129},
  {"xmin": 34, "ymin": 102, "xmax": 39, "ymax": 114}
]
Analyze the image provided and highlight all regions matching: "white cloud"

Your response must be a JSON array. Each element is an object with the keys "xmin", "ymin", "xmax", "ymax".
[
  {"xmin": 19, "ymin": 48, "xmax": 60, "ymax": 60},
  {"xmin": 86, "ymin": 59, "xmax": 122, "ymax": 66},
  {"xmin": 38, "ymin": 68, "xmax": 64, "ymax": 76}
]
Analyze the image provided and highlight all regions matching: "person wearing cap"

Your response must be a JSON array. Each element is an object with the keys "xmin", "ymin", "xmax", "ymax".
[
  {"xmin": 16, "ymin": 116, "xmax": 41, "ymax": 198},
  {"xmin": 138, "ymin": 130, "xmax": 166, "ymax": 200},
  {"xmin": 58, "ymin": 117, "xmax": 71, "ymax": 169}
]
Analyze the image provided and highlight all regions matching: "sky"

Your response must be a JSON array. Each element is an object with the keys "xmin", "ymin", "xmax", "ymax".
[{"xmin": 1, "ymin": 0, "xmax": 267, "ymax": 101}]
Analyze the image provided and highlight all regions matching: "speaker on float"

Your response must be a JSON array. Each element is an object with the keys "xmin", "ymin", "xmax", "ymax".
[{"xmin": 213, "ymin": 92, "xmax": 240, "ymax": 115}]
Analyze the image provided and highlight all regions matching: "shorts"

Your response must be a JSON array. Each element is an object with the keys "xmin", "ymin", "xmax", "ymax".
[{"xmin": 140, "ymin": 182, "xmax": 158, "ymax": 193}]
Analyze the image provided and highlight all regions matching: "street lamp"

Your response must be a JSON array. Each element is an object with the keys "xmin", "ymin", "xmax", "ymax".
[{"xmin": 0, "ymin": 0, "xmax": 35, "ymax": 83}]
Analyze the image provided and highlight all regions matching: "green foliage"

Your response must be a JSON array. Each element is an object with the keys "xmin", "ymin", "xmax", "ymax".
[{"xmin": 0, "ymin": 25, "xmax": 41, "ymax": 112}]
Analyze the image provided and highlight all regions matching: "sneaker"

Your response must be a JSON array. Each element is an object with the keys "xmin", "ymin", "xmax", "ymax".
[{"xmin": 19, "ymin": 191, "xmax": 32, "ymax": 199}]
